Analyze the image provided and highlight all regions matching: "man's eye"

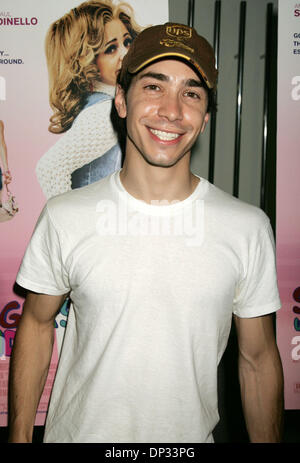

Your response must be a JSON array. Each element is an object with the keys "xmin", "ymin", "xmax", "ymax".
[
  {"xmin": 104, "ymin": 44, "xmax": 117, "ymax": 54},
  {"xmin": 145, "ymin": 84, "xmax": 160, "ymax": 91},
  {"xmin": 185, "ymin": 91, "xmax": 200, "ymax": 99}
]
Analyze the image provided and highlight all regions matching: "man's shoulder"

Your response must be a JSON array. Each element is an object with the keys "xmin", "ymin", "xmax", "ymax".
[
  {"xmin": 205, "ymin": 181, "xmax": 270, "ymax": 233},
  {"xmin": 46, "ymin": 174, "xmax": 114, "ymax": 224}
]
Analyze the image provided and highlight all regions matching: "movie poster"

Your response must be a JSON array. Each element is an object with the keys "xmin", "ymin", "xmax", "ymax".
[
  {"xmin": 0, "ymin": 0, "xmax": 169, "ymax": 426},
  {"xmin": 276, "ymin": 0, "xmax": 300, "ymax": 409}
]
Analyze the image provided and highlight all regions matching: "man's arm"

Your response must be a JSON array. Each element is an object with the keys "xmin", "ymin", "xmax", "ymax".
[
  {"xmin": 234, "ymin": 313, "xmax": 284, "ymax": 443},
  {"xmin": 8, "ymin": 291, "xmax": 68, "ymax": 443}
]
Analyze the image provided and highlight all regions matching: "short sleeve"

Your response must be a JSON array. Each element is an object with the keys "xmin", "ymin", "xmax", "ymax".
[
  {"xmin": 16, "ymin": 204, "xmax": 70, "ymax": 296},
  {"xmin": 233, "ymin": 219, "xmax": 281, "ymax": 318}
]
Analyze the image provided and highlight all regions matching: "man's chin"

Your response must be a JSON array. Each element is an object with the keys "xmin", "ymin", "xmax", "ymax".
[
  {"xmin": 141, "ymin": 151, "xmax": 190, "ymax": 169},
  {"xmin": 143, "ymin": 157, "xmax": 181, "ymax": 169}
]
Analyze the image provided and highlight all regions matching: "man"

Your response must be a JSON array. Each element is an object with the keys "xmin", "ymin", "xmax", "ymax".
[{"xmin": 9, "ymin": 23, "xmax": 284, "ymax": 443}]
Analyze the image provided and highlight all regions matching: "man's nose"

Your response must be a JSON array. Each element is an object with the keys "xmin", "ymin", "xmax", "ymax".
[{"xmin": 157, "ymin": 92, "xmax": 183, "ymax": 122}]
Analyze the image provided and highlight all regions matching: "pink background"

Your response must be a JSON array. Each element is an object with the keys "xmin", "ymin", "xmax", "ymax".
[{"xmin": 276, "ymin": 0, "xmax": 300, "ymax": 409}]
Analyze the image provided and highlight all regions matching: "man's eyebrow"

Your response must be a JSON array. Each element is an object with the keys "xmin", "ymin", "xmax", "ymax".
[
  {"xmin": 138, "ymin": 72, "xmax": 203, "ymax": 88},
  {"xmin": 185, "ymin": 78, "xmax": 203, "ymax": 87}
]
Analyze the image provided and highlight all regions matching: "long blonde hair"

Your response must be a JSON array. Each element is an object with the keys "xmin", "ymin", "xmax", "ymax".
[{"xmin": 46, "ymin": 0, "xmax": 141, "ymax": 133}]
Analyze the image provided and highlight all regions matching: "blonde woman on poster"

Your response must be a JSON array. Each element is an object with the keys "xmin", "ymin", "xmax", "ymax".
[{"xmin": 36, "ymin": 0, "xmax": 142, "ymax": 199}]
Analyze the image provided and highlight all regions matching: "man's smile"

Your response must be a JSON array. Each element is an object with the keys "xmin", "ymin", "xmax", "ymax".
[{"xmin": 147, "ymin": 127, "xmax": 183, "ymax": 143}]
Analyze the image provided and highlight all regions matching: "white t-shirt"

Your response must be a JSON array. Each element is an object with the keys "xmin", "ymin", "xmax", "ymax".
[{"xmin": 16, "ymin": 171, "xmax": 281, "ymax": 443}]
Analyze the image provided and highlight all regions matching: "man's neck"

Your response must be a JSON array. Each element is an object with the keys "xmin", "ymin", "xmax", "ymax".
[{"xmin": 120, "ymin": 151, "xmax": 200, "ymax": 204}]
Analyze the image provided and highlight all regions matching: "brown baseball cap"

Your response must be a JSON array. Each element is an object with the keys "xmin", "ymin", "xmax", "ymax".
[{"xmin": 119, "ymin": 22, "xmax": 218, "ymax": 90}]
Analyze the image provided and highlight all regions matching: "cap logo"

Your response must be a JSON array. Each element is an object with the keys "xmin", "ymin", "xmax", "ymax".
[
  {"xmin": 160, "ymin": 38, "xmax": 194, "ymax": 54},
  {"xmin": 166, "ymin": 25, "xmax": 192, "ymax": 40}
]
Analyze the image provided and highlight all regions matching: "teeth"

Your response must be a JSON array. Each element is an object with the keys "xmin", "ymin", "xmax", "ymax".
[{"xmin": 150, "ymin": 129, "xmax": 180, "ymax": 141}]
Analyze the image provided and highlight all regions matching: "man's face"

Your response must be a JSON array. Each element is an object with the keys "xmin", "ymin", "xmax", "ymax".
[{"xmin": 115, "ymin": 59, "xmax": 210, "ymax": 168}]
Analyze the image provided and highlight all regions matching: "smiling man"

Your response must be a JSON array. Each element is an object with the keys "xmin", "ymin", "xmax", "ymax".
[
  {"xmin": 115, "ymin": 59, "xmax": 209, "ymax": 203},
  {"xmin": 9, "ymin": 23, "xmax": 284, "ymax": 444}
]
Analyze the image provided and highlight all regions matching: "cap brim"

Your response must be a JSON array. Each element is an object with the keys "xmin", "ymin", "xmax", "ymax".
[{"xmin": 128, "ymin": 52, "xmax": 214, "ymax": 89}]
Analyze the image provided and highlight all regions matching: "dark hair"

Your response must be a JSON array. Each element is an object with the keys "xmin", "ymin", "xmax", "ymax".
[{"xmin": 116, "ymin": 58, "xmax": 217, "ymax": 113}]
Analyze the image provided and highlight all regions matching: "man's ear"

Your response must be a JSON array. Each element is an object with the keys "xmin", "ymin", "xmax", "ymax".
[
  {"xmin": 114, "ymin": 84, "xmax": 127, "ymax": 119},
  {"xmin": 200, "ymin": 113, "xmax": 210, "ymax": 133}
]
